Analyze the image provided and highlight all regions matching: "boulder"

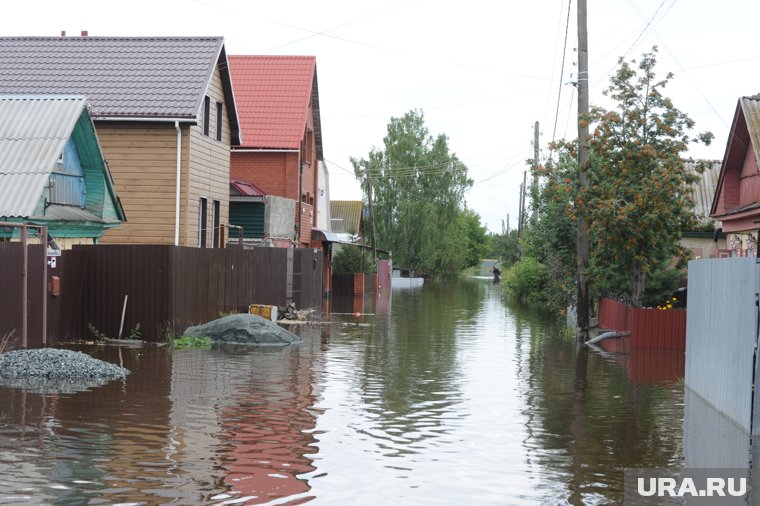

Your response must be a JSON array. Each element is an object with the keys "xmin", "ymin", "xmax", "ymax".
[{"xmin": 183, "ymin": 313, "xmax": 300, "ymax": 346}]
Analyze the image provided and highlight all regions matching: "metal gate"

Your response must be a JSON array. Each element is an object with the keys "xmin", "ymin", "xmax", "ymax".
[{"xmin": 685, "ymin": 257, "xmax": 760, "ymax": 434}]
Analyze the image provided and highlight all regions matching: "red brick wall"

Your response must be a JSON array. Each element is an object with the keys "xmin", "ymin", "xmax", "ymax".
[{"xmin": 230, "ymin": 151, "xmax": 301, "ymax": 200}]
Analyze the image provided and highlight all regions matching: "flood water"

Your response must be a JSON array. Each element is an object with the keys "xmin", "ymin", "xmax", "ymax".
[{"xmin": 0, "ymin": 278, "xmax": 692, "ymax": 505}]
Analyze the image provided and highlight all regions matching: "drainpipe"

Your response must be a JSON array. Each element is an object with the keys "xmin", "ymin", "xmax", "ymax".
[{"xmin": 174, "ymin": 121, "xmax": 181, "ymax": 246}]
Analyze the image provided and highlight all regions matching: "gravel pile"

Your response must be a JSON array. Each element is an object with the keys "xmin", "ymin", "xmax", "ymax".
[{"xmin": 0, "ymin": 348, "xmax": 130, "ymax": 394}]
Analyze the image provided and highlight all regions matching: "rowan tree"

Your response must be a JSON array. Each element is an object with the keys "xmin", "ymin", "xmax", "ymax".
[{"xmin": 584, "ymin": 47, "xmax": 713, "ymax": 305}]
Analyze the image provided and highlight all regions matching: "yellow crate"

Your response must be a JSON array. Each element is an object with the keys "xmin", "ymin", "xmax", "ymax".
[{"xmin": 249, "ymin": 304, "xmax": 278, "ymax": 321}]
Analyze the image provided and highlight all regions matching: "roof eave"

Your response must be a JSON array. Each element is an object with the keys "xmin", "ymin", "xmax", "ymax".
[{"xmin": 711, "ymin": 100, "xmax": 744, "ymax": 217}]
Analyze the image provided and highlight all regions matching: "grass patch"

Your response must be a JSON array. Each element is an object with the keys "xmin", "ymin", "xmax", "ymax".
[
  {"xmin": 170, "ymin": 335, "xmax": 212, "ymax": 350},
  {"xmin": 0, "ymin": 331, "xmax": 17, "ymax": 355}
]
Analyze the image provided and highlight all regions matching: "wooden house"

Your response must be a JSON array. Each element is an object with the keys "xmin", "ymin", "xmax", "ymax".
[
  {"xmin": 0, "ymin": 36, "xmax": 241, "ymax": 247},
  {"xmin": 228, "ymin": 55, "xmax": 327, "ymax": 247},
  {"xmin": 0, "ymin": 95, "xmax": 125, "ymax": 246},
  {"xmin": 711, "ymin": 95, "xmax": 760, "ymax": 256}
]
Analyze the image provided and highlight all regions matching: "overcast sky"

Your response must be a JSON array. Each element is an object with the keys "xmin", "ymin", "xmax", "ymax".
[{"xmin": 4, "ymin": 0, "xmax": 760, "ymax": 233}]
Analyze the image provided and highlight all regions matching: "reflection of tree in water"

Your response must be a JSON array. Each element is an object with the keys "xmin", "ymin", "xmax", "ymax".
[
  {"xmin": 510, "ymin": 302, "xmax": 683, "ymax": 504},
  {"xmin": 351, "ymin": 279, "xmax": 486, "ymax": 453}
]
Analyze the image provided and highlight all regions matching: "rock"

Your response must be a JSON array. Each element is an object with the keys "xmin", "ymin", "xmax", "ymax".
[{"xmin": 183, "ymin": 313, "xmax": 300, "ymax": 346}]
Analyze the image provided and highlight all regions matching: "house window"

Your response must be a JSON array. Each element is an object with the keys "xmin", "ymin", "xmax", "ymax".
[
  {"xmin": 305, "ymin": 129, "xmax": 313, "ymax": 164},
  {"xmin": 216, "ymin": 101, "xmax": 223, "ymax": 142},
  {"xmin": 199, "ymin": 197, "xmax": 208, "ymax": 248},
  {"xmin": 203, "ymin": 96, "xmax": 210, "ymax": 136},
  {"xmin": 212, "ymin": 200, "xmax": 221, "ymax": 248}
]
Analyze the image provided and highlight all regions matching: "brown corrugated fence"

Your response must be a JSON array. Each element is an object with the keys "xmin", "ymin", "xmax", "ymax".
[{"xmin": 0, "ymin": 244, "xmax": 322, "ymax": 345}]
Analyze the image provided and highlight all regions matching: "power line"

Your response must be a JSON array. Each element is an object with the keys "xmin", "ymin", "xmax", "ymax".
[{"xmin": 552, "ymin": 0, "xmax": 573, "ymax": 146}]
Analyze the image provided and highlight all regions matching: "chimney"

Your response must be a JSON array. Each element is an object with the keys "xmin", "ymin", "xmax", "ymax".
[
  {"xmin": 60, "ymin": 30, "xmax": 66, "ymax": 37},
  {"xmin": 80, "ymin": 30, "xmax": 88, "ymax": 37}
]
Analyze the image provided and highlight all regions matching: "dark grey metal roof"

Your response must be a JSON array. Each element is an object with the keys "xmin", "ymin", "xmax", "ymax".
[{"xmin": 0, "ymin": 36, "xmax": 225, "ymax": 119}]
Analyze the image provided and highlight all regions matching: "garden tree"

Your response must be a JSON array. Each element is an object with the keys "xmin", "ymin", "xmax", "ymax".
[
  {"xmin": 488, "ymin": 230, "xmax": 520, "ymax": 268},
  {"xmin": 332, "ymin": 245, "xmax": 376, "ymax": 275},
  {"xmin": 431, "ymin": 209, "xmax": 489, "ymax": 279},
  {"xmin": 352, "ymin": 109, "xmax": 475, "ymax": 278},
  {"xmin": 521, "ymin": 147, "xmax": 579, "ymax": 309},
  {"xmin": 583, "ymin": 47, "xmax": 713, "ymax": 306}
]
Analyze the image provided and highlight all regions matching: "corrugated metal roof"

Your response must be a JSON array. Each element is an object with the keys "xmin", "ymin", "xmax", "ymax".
[
  {"xmin": 684, "ymin": 160, "xmax": 721, "ymax": 224},
  {"xmin": 230, "ymin": 177, "xmax": 267, "ymax": 197},
  {"xmin": 0, "ymin": 95, "xmax": 85, "ymax": 217},
  {"xmin": 229, "ymin": 55, "xmax": 316, "ymax": 149},
  {"xmin": 0, "ymin": 36, "xmax": 224, "ymax": 119},
  {"xmin": 330, "ymin": 200, "xmax": 363, "ymax": 234},
  {"xmin": 742, "ymin": 95, "xmax": 760, "ymax": 165}
]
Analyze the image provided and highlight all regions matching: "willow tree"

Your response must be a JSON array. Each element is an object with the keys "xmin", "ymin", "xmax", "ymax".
[
  {"xmin": 584, "ymin": 48, "xmax": 713, "ymax": 305},
  {"xmin": 351, "ymin": 110, "xmax": 473, "ymax": 278}
]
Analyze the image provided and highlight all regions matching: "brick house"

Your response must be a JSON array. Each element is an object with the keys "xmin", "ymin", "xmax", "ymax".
[
  {"xmin": 0, "ymin": 35, "xmax": 241, "ymax": 247},
  {"xmin": 228, "ymin": 55, "xmax": 328, "ymax": 248},
  {"xmin": 711, "ymin": 95, "xmax": 760, "ymax": 256}
]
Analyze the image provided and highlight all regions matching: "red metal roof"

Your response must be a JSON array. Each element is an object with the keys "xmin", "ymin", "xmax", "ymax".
[
  {"xmin": 230, "ymin": 177, "xmax": 267, "ymax": 197},
  {"xmin": 229, "ymin": 55, "xmax": 316, "ymax": 149}
]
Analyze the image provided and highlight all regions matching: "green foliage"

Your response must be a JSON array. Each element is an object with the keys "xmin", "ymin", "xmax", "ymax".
[
  {"xmin": 352, "ymin": 109, "xmax": 477, "ymax": 278},
  {"xmin": 488, "ymin": 230, "xmax": 520, "ymax": 268},
  {"xmin": 88, "ymin": 323, "xmax": 108, "ymax": 343},
  {"xmin": 332, "ymin": 245, "xmax": 376, "ymax": 275},
  {"xmin": 170, "ymin": 335, "xmax": 212, "ymax": 349},
  {"xmin": 432, "ymin": 209, "xmax": 489, "ymax": 279},
  {"xmin": 583, "ymin": 47, "xmax": 712, "ymax": 305},
  {"xmin": 525, "ymin": 48, "xmax": 711, "ymax": 309},
  {"xmin": 503, "ymin": 257, "xmax": 549, "ymax": 303},
  {"xmin": 520, "ymin": 148, "xmax": 578, "ymax": 310},
  {"xmin": 128, "ymin": 323, "xmax": 142, "ymax": 341},
  {"xmin": 218, "ymin": 309, "xmax": 238, "ymax": 318}
]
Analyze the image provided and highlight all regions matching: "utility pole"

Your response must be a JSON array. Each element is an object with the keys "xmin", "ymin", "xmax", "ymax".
[
  {"xmin": 576, "ymin": 0, "xmax": 591, "ymax": 341},
  {"xmin": 517, "ymin": 180, "xmax": 524, "ymax": 238},
  {"xmin": 521, "ymin": 170, "xmax": 527, "ymax": 235},
  {"xmin": 532, "ymin": 121, "xmax": 540, "ymax": 224},
  {"xmin": 506, "ymin": 214, "xmax": 510, "ymax": 234},
  {"xmin": 364, "ymin": 160, "xmax": 378, "ymax": 262}
]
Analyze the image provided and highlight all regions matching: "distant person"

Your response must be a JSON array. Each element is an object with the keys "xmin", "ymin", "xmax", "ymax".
[{"xmin": 492, "ymin": 264, "xmax": 501, "ymax": 284}]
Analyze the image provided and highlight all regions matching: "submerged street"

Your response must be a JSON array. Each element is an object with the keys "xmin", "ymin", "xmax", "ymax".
[{"xmin": 0, "ymin": 279, "xmax": 689, "ymax": 505}]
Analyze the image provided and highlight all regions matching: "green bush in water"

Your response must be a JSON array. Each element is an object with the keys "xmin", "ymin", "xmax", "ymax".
[{"xmin": 504, "ymin": 257, "xmax": 549, "ymax": 303}]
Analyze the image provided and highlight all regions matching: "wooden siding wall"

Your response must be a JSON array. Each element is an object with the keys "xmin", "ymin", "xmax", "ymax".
[
  {"xmin": 187, "ymin": 65, "xmax": 231, "ymax": 248},
  {"xmin": 739, "ymin": 146, "xmax": 760, "ymax": 209},
  {"xmin": 97, "ymin": 123, "xmax": 180, "ymax": 245}
]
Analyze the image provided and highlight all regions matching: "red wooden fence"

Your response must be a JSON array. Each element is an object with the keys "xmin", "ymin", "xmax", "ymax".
[{"xmin": 598, "ymin": 297, "xmax": 685, "ymax": 349}]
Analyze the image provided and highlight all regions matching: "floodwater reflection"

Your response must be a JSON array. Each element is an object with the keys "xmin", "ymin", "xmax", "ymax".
[{"xmin": 0, "ymin": 278, "xmax": 695, "ymax": 504}]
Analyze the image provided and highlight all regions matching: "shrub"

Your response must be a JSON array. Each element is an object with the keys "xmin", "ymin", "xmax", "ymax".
[{"xmin": 504, "ymin": 257, "xmax": 549, "ymax": 303}]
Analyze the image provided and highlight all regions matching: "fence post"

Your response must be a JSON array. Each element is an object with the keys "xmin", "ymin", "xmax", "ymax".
[{"xmin": 21, "ymin": 224, "xmax": 27, "ymax": 348}]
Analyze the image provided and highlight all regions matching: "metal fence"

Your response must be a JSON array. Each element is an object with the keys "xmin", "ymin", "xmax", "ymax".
[
  {"xmin": 685, "ymin": 257, "xmax": 760, "ymax": 434},
  {"xmin": 0, "ymin": 244, "xmax": 323, "ymax": 345},
  {"xmin": 598, "ymin": 297, "xmax": 686, "ymax": 349}
]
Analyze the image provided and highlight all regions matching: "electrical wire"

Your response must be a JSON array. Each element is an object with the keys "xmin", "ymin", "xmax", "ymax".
[{"xmin": 552, "ymin": 0, "xmax": 572, "ymax": 146}]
